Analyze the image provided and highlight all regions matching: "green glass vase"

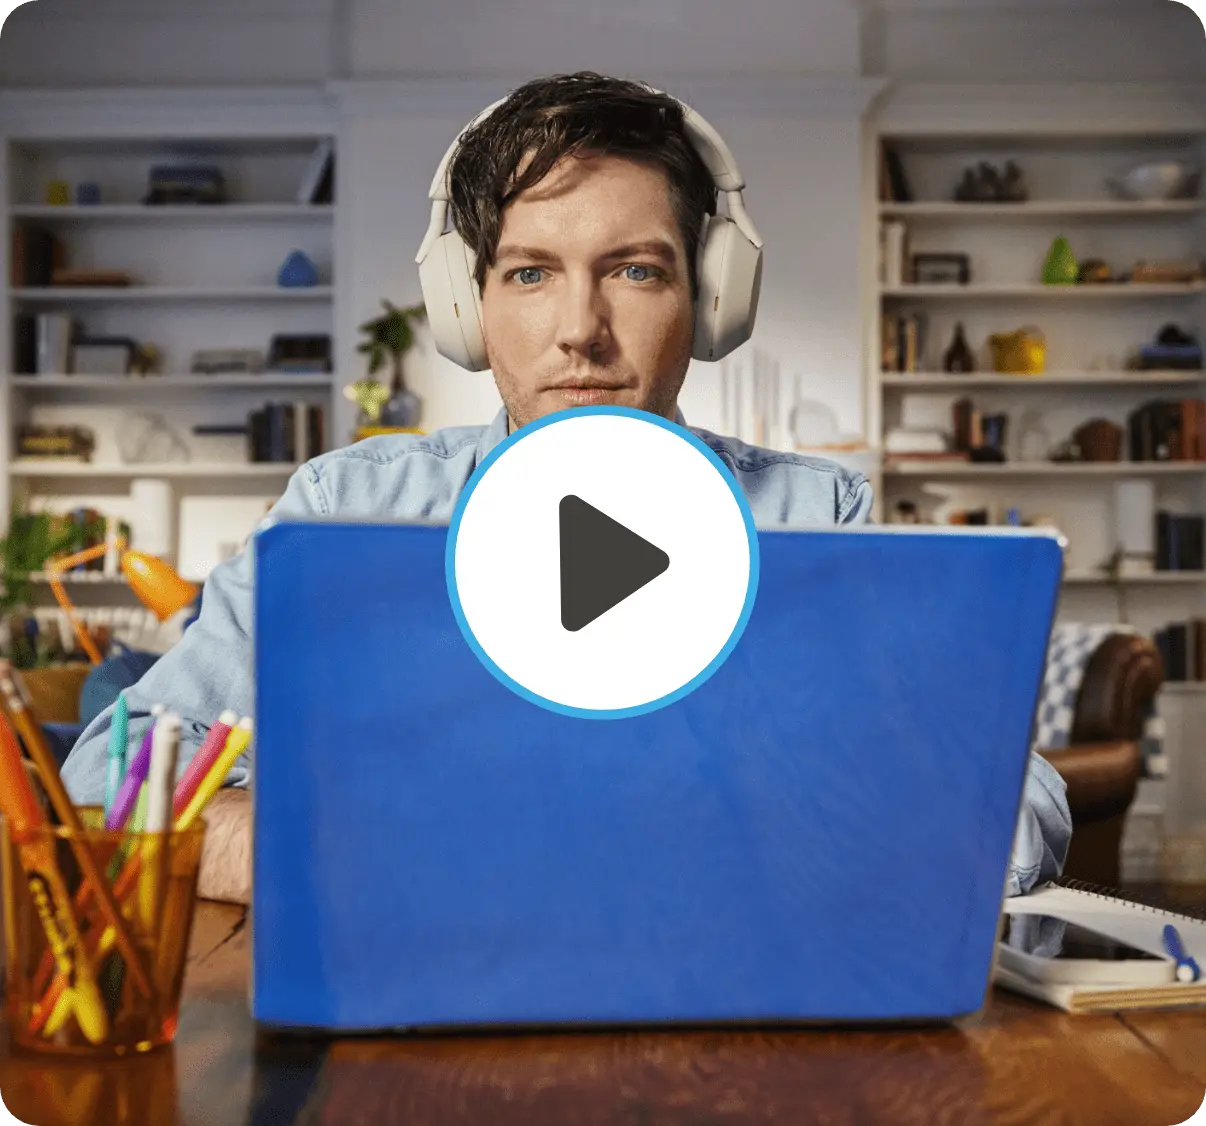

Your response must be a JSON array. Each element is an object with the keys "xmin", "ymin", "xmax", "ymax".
[{"xmin": 1042, "ymin": 236, "xmax": 1079, "ymax": 285}]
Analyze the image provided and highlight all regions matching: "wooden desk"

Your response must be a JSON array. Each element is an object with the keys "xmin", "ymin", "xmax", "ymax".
[{"xmin": 3, "ymin": 901, "xmax": 1205, "ymax": 1126}]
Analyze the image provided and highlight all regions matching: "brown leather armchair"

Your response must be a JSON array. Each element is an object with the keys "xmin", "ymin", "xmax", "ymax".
[{"xmin": 1037, "ymin": 633, "xmax": 1164, "ymax": 888}]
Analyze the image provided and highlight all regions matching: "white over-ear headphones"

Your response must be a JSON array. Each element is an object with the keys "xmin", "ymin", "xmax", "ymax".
[{"xmin": 414, "ymin": 87, "xmax": 764, "ymax": 372}]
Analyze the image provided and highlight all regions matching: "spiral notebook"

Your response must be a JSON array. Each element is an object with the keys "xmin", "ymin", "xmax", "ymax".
[{"xmin": 996, "ymin": 879, "xmax": 1206, "ymax": 1013}]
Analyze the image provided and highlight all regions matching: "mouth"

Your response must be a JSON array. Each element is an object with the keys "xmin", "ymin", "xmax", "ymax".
[{"xmin": 547, "ymin": 381, "xmax": 629, "ymax": 406}]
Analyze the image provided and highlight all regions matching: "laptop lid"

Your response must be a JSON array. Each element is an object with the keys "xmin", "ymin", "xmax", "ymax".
[{"xmin": 251, "ymin": 522, "xmax": 1062, "ymax": 1031}]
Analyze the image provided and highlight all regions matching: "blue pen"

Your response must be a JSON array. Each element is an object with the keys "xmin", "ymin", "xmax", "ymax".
[
  {"xmin": 1163, "ymin": 924, "xmax": 1200, "ymax": 983},
  {"xmin": 103, "ymin": 692, "xmax": 129, "ymax": 818}
]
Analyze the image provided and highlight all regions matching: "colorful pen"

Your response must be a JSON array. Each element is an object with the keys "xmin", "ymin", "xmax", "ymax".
[
  {"xmin": 105, "ymin": 704, "xmax": 164, "ymax": 832},
  {"xmin": 1163, "ymin": 924, "xmax": 1200, "ymax": 983},
  {"xmin": 172, "ymin": 709, "xmax": 237, "ymax": 818},
  {"xmin": 34, "ymin": 716, "xmax": 254, "ymax": 1031},
  {"xmin": 176, "ymin": 717, "xmax": 253, "ymax": 829},
  {"xmin": 0, "ymin": 704, "xmax": 110, "ymax": 1044},
  {"xmin": 103, "ymin": 692, "xmax": 129, "ymax": 820},
  {"xmin": 140, "ymin": 712, "xmax": 181, "ymax": 928},
  {"xmin": 0, "ymin": 663, "xmax": 156, "ymax": 1006}
]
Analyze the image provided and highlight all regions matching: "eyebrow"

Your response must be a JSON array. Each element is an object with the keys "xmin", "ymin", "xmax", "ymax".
[{"xmin": 494, "ymin": 239, "xmax": 680, "ymax": 266}]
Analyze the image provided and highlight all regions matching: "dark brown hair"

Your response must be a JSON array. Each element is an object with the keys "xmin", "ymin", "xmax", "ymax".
[{"xmin": 447, "ymin": 71, "xmax": 718, "ymax": 301}]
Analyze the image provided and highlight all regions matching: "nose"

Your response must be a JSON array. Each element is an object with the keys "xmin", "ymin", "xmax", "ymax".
[{"xmin": 555, "ymin": 275, "xmax": 612, "ymax": 362}]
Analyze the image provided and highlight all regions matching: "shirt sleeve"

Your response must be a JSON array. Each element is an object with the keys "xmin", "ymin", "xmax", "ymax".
[
  {"xmin": 1006, "ymin": 751, "xmax": 1072, "ymax": 897},
  {"xmin": 60, "ymin": 463, "xmax": 331, "ymax": 806},
  {"xmin": 837, "ymin": 475, "xmax": 874, "ymax": 525}
]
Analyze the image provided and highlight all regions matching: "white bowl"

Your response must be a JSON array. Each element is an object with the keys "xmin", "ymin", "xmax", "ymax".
[{"xmin": 1110, "ymin": 161, "xmax": 1197, "ymax": 202}]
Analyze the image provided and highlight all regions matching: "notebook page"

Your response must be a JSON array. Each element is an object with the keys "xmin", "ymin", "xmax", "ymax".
[{"xmin": 1004, "ymin": 884, "xmax": 1206, "ymax": 960}]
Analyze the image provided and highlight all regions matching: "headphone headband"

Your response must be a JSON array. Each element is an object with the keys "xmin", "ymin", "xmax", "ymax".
[{"xmin": 415, "ymin": 87, "xmax": 762, "ymax": 268}]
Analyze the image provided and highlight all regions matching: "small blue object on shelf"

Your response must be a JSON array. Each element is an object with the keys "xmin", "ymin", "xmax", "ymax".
[
  {"xmin": 277, "ymin": 250, "xmax": 319, "ymax": 288},
  {"xmin": 76, "ymin": 182, "xmax": 101, "ymax": 206}
]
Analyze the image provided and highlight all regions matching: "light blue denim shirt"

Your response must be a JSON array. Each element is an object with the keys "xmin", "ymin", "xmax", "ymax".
[{"xmin": 61, "ymin": 406, "xmax": 1070, "ymax": 896}]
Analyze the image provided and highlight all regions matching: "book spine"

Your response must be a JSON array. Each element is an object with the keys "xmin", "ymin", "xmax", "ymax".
[{"xmin": 1168, "ymin": 623, "xmax": 1189, "ymax": 682}]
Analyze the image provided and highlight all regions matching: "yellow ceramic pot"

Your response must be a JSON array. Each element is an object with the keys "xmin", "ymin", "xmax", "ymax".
[{"xmin": 989, "ymin": 328, "xmax": 1046, "ymax": 375}]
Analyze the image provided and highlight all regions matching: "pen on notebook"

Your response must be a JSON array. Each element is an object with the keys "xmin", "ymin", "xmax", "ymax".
[
  {"xmin": 0, "ymin": 662, "xmax": 156, "ymax": 1004},
  {"xmin": 1163, "ymin": 924, "xmax": 1200, "ymax": 983},
  {"xmin": 105, "ymin": 704, "xmax": 165, "ymax": 831},
  {"xmin": 103, "ymin": 692, "xmax": 129, "ymax": 820},
  {"xmin": 172, "ymin": 709, "xmax": 237, "ymax": 818}
]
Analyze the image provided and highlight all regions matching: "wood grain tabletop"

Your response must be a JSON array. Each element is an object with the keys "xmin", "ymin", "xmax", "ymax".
[{"xmin": 2, "ymin": 901, "xmax": 1204, "ymax": 1126}]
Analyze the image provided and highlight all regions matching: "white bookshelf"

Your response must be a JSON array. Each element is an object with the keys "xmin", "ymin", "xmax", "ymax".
[
  {"xmin": 1, "ymin": 89, "xmax": 339, "ymax": 596},
  {"xmin": 867, "ymin": 91, "xmax": 1206, "ymax": 880}
]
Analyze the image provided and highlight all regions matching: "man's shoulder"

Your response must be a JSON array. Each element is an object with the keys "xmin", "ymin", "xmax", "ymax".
[
  {"xmin": 309, "ymin": 423, "xmax": 486, "ymax": 473},
  {"xmin": 688, "ymin": 426, "xmax": 872, "ymax": 526},
  {"xmin": 297, "ymin": 423, "xmax": 487, "ymax": 518}
]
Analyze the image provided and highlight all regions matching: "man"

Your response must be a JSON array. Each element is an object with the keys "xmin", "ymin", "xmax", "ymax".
[{"xmin": 61, "ymin": 72, "xmax": 1070, "ymax": 901}]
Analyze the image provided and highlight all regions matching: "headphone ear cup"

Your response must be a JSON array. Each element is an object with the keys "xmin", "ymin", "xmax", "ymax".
[
  {"xmin": 692, "ymin": 215, "xmax": 763, "ymax": 363},
  {"xmin": 417, "ymin": 231, "xmax": 490, "ymax": 371}
]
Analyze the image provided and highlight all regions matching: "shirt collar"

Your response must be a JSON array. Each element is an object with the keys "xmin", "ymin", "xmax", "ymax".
[{"xmin": 475, "ymin": 404, "xmax": 689, "ymax": 467}]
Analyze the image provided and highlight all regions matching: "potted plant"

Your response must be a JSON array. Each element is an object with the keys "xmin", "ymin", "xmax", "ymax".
[
  {"xmin": 348, "ymin": 300, "xmax": 427, "ymax": 431},
  {"xmin": 0, "ymin": 504, "xmax": 78, "ymax": 667}
]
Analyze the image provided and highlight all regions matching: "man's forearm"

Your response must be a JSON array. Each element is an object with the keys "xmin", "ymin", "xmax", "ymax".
[{"xmin": 196, "ymin": 788, "xmax": 252, "ymax": 905}]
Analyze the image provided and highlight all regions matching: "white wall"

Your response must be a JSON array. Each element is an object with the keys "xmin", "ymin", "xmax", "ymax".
[{"xmin": 1, "ymin": 0, "xmax": 1204, "ymax": 443}]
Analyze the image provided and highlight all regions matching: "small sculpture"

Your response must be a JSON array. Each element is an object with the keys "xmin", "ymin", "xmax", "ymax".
[
  {"xmin": 277, "ymin": 250, "xmax": 319, "ymax": 288},
  {"xmin": 943, "ymin": 323, "xmax": 976, "ymax": 373},
  {"xmin": 998, "ymin": 161, "xmax": 1029, "ymax": 203},
  {"xmin": 953, "ymin": 160, "xmax": 1028, "ymax": 203}
]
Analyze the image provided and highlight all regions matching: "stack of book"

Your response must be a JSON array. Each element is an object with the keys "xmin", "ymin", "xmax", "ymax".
[
  {"xmin": 1153, "ymin": 621, "xmax": 1206, "ymax": 682},
  {"xmin": 1126, "ymin": 400, "xmax": 1206, "ymax": 461},
  {"xmin": 247, "ymin": 403, "xmax": 326, "ymax": 464},
  {"xmin": 881, "ymin": 311, "xmax": 929, "ymax": 373},
  {"xmin": 1156, "ymin": 512, "xmax": 1205, "ymax": 572},
  {"xmin": 10, "ymin": 224, "xmax": 63, "ymax": 287}
]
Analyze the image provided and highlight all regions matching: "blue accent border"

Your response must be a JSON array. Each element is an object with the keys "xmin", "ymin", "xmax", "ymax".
[{"xmin": 445, "ymin": 406, "xmax": 761, "ymax": 720}]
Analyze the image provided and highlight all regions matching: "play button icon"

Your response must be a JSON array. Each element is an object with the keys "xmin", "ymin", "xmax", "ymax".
[
  {"xmin": 559, "ymin": 495, "xmax": 670, "ymax": 632},
  {"xmin": 447, "ymin": 406, "xmax": 759, "ymax": 719}
]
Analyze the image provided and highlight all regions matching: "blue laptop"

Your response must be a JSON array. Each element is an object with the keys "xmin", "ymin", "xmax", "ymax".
[{"xmin": 250, "ymin": 520, "xmax": 1062, "ymax": 1031}]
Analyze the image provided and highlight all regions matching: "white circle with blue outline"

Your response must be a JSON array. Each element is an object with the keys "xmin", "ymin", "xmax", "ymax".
[{"xmin": 446, "ymin": 406, "xmax": 759, "ymax": 719}]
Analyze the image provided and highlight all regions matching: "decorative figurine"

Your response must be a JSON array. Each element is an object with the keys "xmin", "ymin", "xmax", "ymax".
[
  {"xmin": 277, "ymin": 250, "xmax": 319, "ymax": 288},
  {"xmin": 943, "ymin": 322, "xmax": 976, "ymax": 373}
]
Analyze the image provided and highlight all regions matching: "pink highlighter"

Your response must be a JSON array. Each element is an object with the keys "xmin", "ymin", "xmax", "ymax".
[{"xmin": 172, "ymin": 710, "xmax": 238, "ymax": 819}]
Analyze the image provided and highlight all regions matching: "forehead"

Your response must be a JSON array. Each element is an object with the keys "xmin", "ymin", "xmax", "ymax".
[{"xmin": 499, "ymin": 151, "xmax": 682, "ymax": 250}]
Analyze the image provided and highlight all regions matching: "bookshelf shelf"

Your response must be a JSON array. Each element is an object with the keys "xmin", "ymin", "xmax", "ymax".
[
  {"xmin": 7, "ymin": 461, "xmax": 300, "ymax": 478},
  {"xmin": 1063, "ymin": 571, "xmax": 1206, "ymax": 585},
  {"xmin": 10, "ymin": 204, "xmax": 334, "ymax": 222},
  {"xmin": 1162, "ymin": 683, "xmax": 1206, "ymax": 695},
  {"xmin": 878, "ymin": 200, "xmax": 1206, "ymax": 220},
  {"xmin": 881, "ymin": 283, "xmax": 1205, "ymax": 299},
  {"xmin": 879, "ymin": 371, "xmax": 1204, "ymax": 390},
  {"xmin": 10, "ymin": 374, "xmax": 334, "ymax": 391},
  {"xmin": 27, "ymin": 571, "xmax": 128, "ymax": 584},
  {"xmin": 882, "ymin": 460, "xmax": 1206, "ymax": 478},
  {"xmin": 11, "ymin": 286, "xmax": 334, "ymax": 302}
]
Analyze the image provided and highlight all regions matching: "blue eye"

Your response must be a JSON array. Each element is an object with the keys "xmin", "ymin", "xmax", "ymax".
[
  {"xmin": 516, "ymin": 267, "xmax": 543, "ymax": 285},
  {"xmin": 625, "ymin": 264, "xmax": 651, "ymax": 282}
]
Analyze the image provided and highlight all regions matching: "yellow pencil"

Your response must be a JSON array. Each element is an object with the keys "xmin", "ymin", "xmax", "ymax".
[{"xmin": 37, "ymin": 717, "xmax": 254, "ymax": 1033}]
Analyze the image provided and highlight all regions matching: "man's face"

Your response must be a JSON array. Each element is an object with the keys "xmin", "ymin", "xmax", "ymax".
[{"xmin": 480, "ymin": 151, "xmax": 695, "ymax": 429}]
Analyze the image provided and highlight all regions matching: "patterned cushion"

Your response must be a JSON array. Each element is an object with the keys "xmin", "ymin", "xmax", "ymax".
[{"xmin": 1031, "ymin": 623, "xmax": 1136, "ymax": 752}]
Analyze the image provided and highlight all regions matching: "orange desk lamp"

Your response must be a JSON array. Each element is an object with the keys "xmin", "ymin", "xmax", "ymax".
[{"xmin": 46, "ymin": 538, "xmax": 200, "ymax": 665}]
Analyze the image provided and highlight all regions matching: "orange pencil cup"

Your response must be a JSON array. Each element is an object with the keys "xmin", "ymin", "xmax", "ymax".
[{"xmin": 1, "ymin": 808, "xmax": 206, "ymax": 1056}]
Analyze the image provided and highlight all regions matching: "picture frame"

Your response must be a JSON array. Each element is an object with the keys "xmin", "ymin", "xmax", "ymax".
[
  {"xmin": 70, "ymin": 336, "xmax": 134, "ymax": 376},
  {"xmin": 911, "ymin": 253, "xmax": 971, "ymax": 286}
]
